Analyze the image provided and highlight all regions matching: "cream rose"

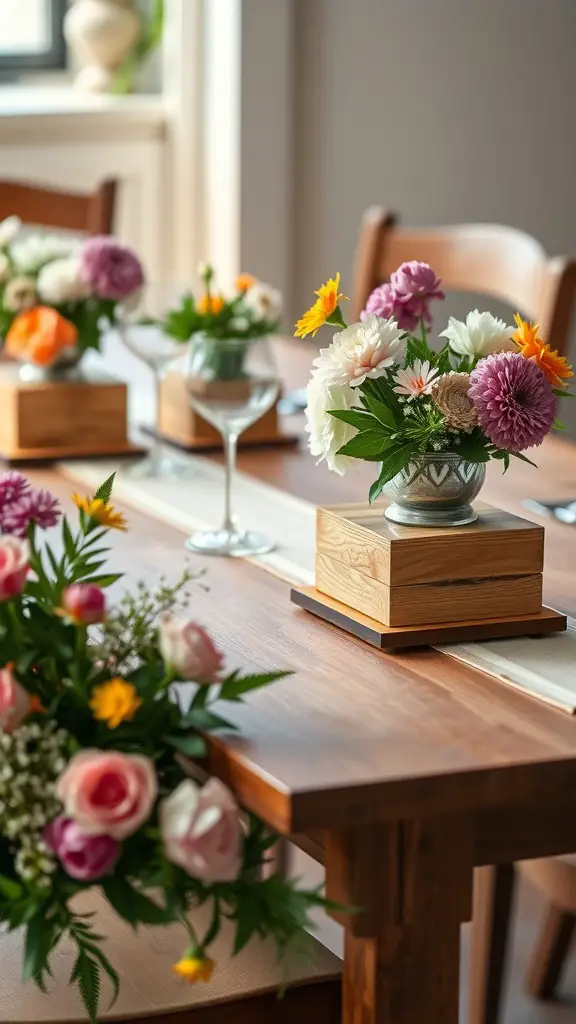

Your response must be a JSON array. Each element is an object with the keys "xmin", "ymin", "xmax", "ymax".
[
  {"xmin": 159, "ymin": 778, "xmax": 242, "ymax": 882},
  {"xmin": 56, "ymin": 749, "xmax": 157, "ymax": 839},
  {"xmin": 159, "ymin": 616, "xmax": 224, "ymax": 683},
  {"xmin": 431, "ymin": 372, "xmax": 478, "ymax": 432}
]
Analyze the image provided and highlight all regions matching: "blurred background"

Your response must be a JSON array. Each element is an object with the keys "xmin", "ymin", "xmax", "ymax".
[{"xmin": 1, "ymin": 0, "xmax": 575, "ymax": 426}]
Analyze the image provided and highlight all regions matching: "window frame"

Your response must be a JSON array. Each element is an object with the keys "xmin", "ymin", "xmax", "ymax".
[{"xmin": 0, "ymin": 0, "xmax": 67, "ymax": 77}]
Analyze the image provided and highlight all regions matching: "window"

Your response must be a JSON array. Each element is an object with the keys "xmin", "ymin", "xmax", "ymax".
[{"xmin": 0, "ymin": 0, "xmax": 66, "ymax": 75}]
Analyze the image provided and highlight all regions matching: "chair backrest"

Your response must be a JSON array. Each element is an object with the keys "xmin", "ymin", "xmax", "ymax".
[
  {"xmin": 352, "ymin": 207, "xmax": 576, "ymax": 356},
  {"xmin": 0, "ymin": 178, "xmax": 117, "ymax": 236}
]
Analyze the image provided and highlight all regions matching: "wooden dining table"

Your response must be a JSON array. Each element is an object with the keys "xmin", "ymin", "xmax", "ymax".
[{"xmin": 25, "ymin": 340, "xmax": 576, "ymax": 1024}]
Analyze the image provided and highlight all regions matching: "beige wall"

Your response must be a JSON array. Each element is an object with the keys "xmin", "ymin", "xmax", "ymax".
[{"xmin": 293, "ymin": 0, "xmax": 576, "ymax": 383}]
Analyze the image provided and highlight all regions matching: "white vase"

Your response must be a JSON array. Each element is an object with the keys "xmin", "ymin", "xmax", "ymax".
[{"xmin": 64, "ymin": 0, "xmax": 141, "ymax": 94}]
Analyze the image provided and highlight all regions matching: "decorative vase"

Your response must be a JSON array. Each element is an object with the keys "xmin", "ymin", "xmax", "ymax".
[
  {"xmin": 188, "ymin": 332, "xmax": 252, "ymax": 383},
  {"xmin": 382, "ymin": 452, "xmax": 486, "ymax": 528},
  {"xmin": 17, "ymin": 348, "xmax": 85, "ymax": 383},
  {"xmin": 64, "ymin": 0, "xmax": 141, "ymax": 94}
]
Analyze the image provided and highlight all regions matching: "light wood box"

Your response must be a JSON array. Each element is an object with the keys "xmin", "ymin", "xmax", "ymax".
[
  {"xmin": 316, "ymin": 502, "xmax": 545, "ymax": 628},
  {"xmin": 0, "ymin": 365, "xmax": 138, "ymax": 462},
  {"xmin": 158, "ymin": 370, "xmax": 284, "ymax": 449}
]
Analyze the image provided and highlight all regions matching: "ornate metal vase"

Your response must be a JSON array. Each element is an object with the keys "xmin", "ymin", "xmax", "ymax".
[{"xmin": 382, "ymin": 452, "xmax": 486, "ymax": 527}]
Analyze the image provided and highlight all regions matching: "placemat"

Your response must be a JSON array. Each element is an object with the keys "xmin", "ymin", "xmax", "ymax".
[{"xmin": 58, "ymin": 455, "xmax": 575, "ymax": 714}]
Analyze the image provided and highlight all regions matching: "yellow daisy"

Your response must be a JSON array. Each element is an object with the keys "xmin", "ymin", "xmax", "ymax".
[
  {"xmin": 72, "ymin": 494, "xmax": 128, "ymax": 531},
  {"xmin": 295, "ymin": 273, "xmax": 348, "ymax": 338},
  {"xmin": 173, "ymin": 956, "xmax": 215, "ymax": 984},
  {"xmin": 89, "ymin": 678, "xmax": 142, "ymax": 729}
]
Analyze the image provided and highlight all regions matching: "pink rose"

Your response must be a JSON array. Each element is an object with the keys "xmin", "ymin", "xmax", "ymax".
[
  {"xmin": 56, "ymin": 749, "xmax": 157, "ymax": 839},
  {"xmin": 0, "ymin": 536, "xmax": 28, "ymax": 600},
  {"xmin": 45, "ymin": 816, "xmax": 119, "ymax": 881},
  {"xmin": 159, "ymin": 616, "xmax": 224, "ymax": 683},
  {"xmin": 62, "ymin": 583, "xmax": 106, "ymax": 625},
  {"xmin": 160, "ymin": 778, "xmax": 242, "ymax": 882},
  {"xmin": 0, "ymin": 666, "xmax": 31, "ymax": 733}
]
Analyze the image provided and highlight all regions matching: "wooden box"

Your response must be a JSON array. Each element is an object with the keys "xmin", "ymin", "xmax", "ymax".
[
  {"xmin": 316, "ymin": 502, "xmax": 545, "ymax": 627},
  {"xmin": 0, "ymin": 364, "xmax": 139, "ymax": 462},
  {"xmin": 158, "ymin": 369, "xmax": 290, "ymax": 450}
]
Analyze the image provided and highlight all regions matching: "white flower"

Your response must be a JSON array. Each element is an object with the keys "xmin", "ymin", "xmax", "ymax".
[
  {"xmin": 10, "ymin": 233, "xmax": 78, "ymax": 275},
  {"xmin": 231, "ymin": 315, "xmax": 249, "ymax": 332},
  {"xmin": 393, "ymin": 359, "xmax": 439, "ymax": 399},
  {"xmin": 3, "ymin": 276, "xmax": 36, "ymax": 312},
  {"xmin": 37, "ymin": 256, "xmax": 90, "ymax": 305},
  {"xmin": 0, "ymin": 252, "xmax": 9, "ymax": 282},
  {"xmin": 0, "ymin": 216, "xmax": 21, "ymax": 247},
  {"xmin": 439, "ymin": 310, "xmax": 515, "ymax": 358},
  {"xmin": 242, "ymin": 281, "xmax": 282, "ymax": 322},
  {"xmin": 305, "ymin": 374, "xmax": 357, "ymax": 476}
]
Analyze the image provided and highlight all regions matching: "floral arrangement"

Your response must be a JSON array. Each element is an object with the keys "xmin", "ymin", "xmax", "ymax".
[
  {"xmin": 0, "ymin": 216, "xmax": 144, "ymax": 368},
  {"xmin": 165, "ymin": 264, "xmax": 282, "ymax": 344},
  {"xmin": 297, "ymin": 264, "xmax": 574, "ymax": 499},
  {"xmin": 0, "ymin": 470, "xmax": 330, "ymax": 1021}
]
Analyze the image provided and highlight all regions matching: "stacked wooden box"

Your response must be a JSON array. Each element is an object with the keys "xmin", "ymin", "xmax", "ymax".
[{"xmin": 315, "ymin": 502, "xmax": 545, "ymax": 628}]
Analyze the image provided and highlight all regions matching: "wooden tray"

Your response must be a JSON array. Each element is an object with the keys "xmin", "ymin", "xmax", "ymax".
[{"xmin": 291, "ymin": 585, "xmax": 567, "ymax": 650}]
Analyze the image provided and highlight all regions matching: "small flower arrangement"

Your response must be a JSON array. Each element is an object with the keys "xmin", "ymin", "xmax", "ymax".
[
  {"xmin": 297, "ymin": 262, "xmax": 573, "ymax": 501},
  {"xmin": 165, "ymin": 264, "xmax": 282, "ymax": 344},
  {"xmin": 0, "ymin": 216, "xmax": 144, "ymax": 368},
  {"xmin": 0, "ymin": 471, "xmax": 329, "ymax": 1021}
]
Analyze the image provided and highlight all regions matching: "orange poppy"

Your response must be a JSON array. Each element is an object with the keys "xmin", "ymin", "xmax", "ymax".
[{"xmin": 5, "ymin": 306, "xmax": 78, "ymax": 367}]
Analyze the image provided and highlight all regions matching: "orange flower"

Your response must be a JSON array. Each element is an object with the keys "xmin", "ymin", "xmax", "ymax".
[
  {"xmin": 235, "ymin": 272, "xmax": 256, "ymax": 293},
  {"xmin": 512, "ymin": 314, "xmax": 574, "ymax": 388},
  {"xmin": 5, "ymin": 306, "xmax": 78, "ymax": 367},
  {"xmin": 197, "ymin": 294, "xmax": 224, "ymax": 315}
]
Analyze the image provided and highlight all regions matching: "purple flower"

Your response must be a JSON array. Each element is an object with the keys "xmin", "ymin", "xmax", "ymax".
[
  {"xmin": 391, "ymin": 261, "xmax": 444, "ymax": 302},
  {"xmin": 0, "ymin": 472, "xmax": 29, "ymax": 509},
  {"xmin": 361, "ymin": 261, "xmax": 444, "ymax": 331},
  {"xmin": 79, "ymin": 235, "xmax": 145, "ymax": 301},
  {"xmin": 0, "ymin": 488, "xmax": 60, "ymax": 537},
  {"xmin": 361, "ymin": 283, "xmax": 421, "ymax": 332},
  {"xmin": 45, "ymin": 816, "xmax": 119, "ymax": 881},
  {"xmin": 469, "ymin": 351, "xmax": 556, "ymax": 452}
]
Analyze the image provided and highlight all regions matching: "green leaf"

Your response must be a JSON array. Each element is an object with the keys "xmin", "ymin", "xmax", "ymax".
[
  {"xmin": 405, "ymin": 336, "xmax": 433, "ymax": 365},
  {"xmin": 62, "ymin": 518, "xmax": 77, "ymax": 563},
  {"xmin": 219, "ymin": 670, "xmax": 291, "ymax": 702},
  {"xmin": 181, "ymin": 707, "xmax": 236, "ymax": 732},
  {"xmin": 327, "ymin": 408, "xmax": 377, "ymax": 430},
  {"xmin": 456, "ymin": 441, "xmax": 491, "ymax": 463},
  {"xmin": 81, "ymin": 944, "xmax": 120, "ymax": 1011},
  {"xmin": 93, "ymin": 473, "xmax": 116, "ymax": 505},
  {"xmin": 553, "ymin": 417, "xmax": 567, "ymax": 431},
  {"xmin": 72, "ymin": 949, "xmax": 101, "ymax": 1024},
  {"xmin": 84, "ymin": 573, "xmax": 123, "ymax": 587},
  {"xmin": 164, "ymin": 733, "xmax": 207, "ymax": 757},
  {"xmin": 361, "ymin": 393, "xmax": 397, "ymax": 430},
  {"xmin": 336, "ymin": 430, "xmax": 397, "ymax": 460},
  {"xmin": 436, "ymin": 344, "xmax": 452, "ymax": 374},
  {"xmin": 368, "ymin": 443, "xmax": 417, "ymax": 504},
  {"xmin": 511, "ymin": 450, "xmax": 538, "ymax": 468},
  {"xmin": 0, "ymin": 874, "xmax": 22, "ymax": 900},
  {"xmin": 553, "ymin": 387, "xmax": 575, "ymax": 398},
  {"xmin": 102, "ymin": 877, "xmax": 171, "ymax": 928},
  {"xmin": 23, "ymin": 914, "xmax": 54, "ymax": 983}
]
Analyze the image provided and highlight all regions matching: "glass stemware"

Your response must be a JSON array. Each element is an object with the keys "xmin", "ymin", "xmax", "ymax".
[
  {"xmin": 116, "ymin": 284, "xmax": 194, "ymax": 479},
  {"xmin": 183, "ymin": 333, "xmax": 280, "ymax": 556}
]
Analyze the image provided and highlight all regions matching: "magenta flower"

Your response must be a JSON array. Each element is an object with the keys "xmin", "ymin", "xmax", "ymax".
[
  {"xmin": 469, "ymin": 351, "xmax": 556, "ymax": 452},
  {"xmin": 0, "ymin": 488, "xmax": 60, "ymax": 536},
  {"xmin": 361, "ymin": 283, "xmax": 420, "ymax": 332},
  {"xmin": 79, "ymin": 235, "xmax": 145, "ymax": 301},
  {"xmin": 391, "ymin": 261, "xmax": 444, "ymax": 302},
  {"xmin": 361, "ymin": 261, "xmax": 444, "ymax": 330},
  {"xmin": 0, "ymin": 472, "xmax": 29, "ymax": 509},
  {"xmin": 45, "ymin": 816, "xmax": 119, "ymax": 881},
  {"xmin": 62, "ymin": 583, "xmax": 106, "ymax": 625}
]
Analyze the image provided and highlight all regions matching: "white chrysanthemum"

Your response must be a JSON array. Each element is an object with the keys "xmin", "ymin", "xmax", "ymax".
[
  {"xmin": 305, "ymin": 374, "xmax": 357, "ymax": 475},
  {"xmin": 313, "ymin": 315, "xmax": 405, "ymax": 389},
  {"xmin": 10, "ymin": 233, "xmax": 78, "ymax": 275},
  {"xmin": 439, "ymin": 310, "xmax": 515, "ymax": 358},
  {"xmin": 37, "ymin": 256, "xmax": 90, "ymax": 305},
  {"xmin": 0, "ymin": 215, "xmax": 22, "ymax": 247},
  {"xmin": 242, "ymin": 281, "xmax": 282, "ymax": 322}
]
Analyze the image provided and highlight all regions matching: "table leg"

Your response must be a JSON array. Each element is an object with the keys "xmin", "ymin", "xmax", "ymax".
[
  {"xmin": 469, "ymin": 864, "xmax": 516, "ymax": 1024},
  {"xmin": 325, "ymin": 817, "xmax": 474, "ymax": 1024}
]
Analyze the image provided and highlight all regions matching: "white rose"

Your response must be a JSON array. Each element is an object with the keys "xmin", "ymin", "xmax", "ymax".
[
  {"xmin": 439, "ymin": 310, "xmax": 515, "ymax": 358},
  {"xmin": 242, "ymin": 282, "xmax": 282, "ymax": 322},
  {"xmin": 37, "ymin": 257, "xmax": 90, "ymax": 305},
  {"xmin": 10, "ymin": 234, "xmax": 78, "ymax": 275},
  {"xmin": 0, "ymin": 216, "xmax": 21, "ymax": 248},
  {"xmin": 0, "ymin": 253, "xmax": 10, "ymax": 283},
  {"xmin": 159, "ymin": 778, "xmax": 242, "ymax": 882}
]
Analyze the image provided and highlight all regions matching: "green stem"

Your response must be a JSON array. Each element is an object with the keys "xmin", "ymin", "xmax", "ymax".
[
  {"xmin": 7, "ymin": 600, "xmax": 24, "ymax": 645},
  {"xmin": 420, "ymin": 317, "xmax": 428, "ymax": 347},
  {"xmin": 327, "ymin": 305, "xmax": 348, "ymax": 331}
]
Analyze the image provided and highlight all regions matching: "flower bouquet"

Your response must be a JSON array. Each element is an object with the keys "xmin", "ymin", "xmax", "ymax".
[
  {"xmin": 164, "ymin": 264, "xmax": 282, "ymax": 381},
  {"xmin": 297, "ymin": 265, "xmax": 574, "ymax": 526},
  {"xmin": 0, "ymin": 216, "xmax": 144, "ymax": 379},
  {"xmin": 0, "ymin": 470, "xmax": 331, "ymax": 1021}
]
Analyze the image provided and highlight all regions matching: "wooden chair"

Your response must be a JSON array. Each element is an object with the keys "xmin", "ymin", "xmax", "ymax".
[
  {"xmin": 0, "ymin": 178, "xmax": 117, "ymax": 235},
  {"xmin": 352, "ymin": 207, "xmax": 576, "ymax": 355}
]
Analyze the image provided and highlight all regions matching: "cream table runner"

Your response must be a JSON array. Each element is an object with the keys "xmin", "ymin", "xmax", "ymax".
[{"xmin": 57, "ymin": 453, "xmax": 576, "ymax": 715}]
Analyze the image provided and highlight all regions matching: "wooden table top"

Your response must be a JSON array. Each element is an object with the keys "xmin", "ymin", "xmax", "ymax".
[{"xmin": 33, "ymin": 418, "xmax": 576, "ymax": 842}]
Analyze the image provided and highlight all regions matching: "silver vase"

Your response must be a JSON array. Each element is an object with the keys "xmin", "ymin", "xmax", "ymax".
[
  {"xmin": 382, "ymin": 452, "xmax": 486, "ymax": 527},
  {"xmin": 18, "ymin": 347, "xmax": 85, "ymax": 383}
]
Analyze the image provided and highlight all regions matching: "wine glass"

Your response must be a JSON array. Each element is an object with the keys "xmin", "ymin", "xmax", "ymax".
[
  {"xmin": 182, "ymin": 333, "xmax": 280, "ymax": 556},
  {"xmin": 116, "ymin": 283, "xmax": 194, "ymax": 479}
]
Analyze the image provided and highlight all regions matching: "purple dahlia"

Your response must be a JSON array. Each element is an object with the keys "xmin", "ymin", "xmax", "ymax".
[{"xmin": 469, "ymin": 351, "xmax": 555, "ymax": 452}]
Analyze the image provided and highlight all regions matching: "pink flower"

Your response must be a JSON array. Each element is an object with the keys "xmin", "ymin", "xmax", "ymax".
[
  {"xmin": 0, "ymin": 666, "xmax": 31, "ymax": 733},
  {"xmin": 159, "ymin": 778, "xmax": 242, "ymax": 882},
  {"xmin": 0, "ymin": 488, "xmax": 60, "ymax": 536},
  {"xmin": 45, "ymin": 816, "xmax": 119, "ymax": 881},
  {"xmin": 79, "ymin": 236, "xmax": 145, "ymax": 301},
  {"xmin": 391, "ymin": 261, "xmax": 444, "ymax": 303},
  {"xmin": 159, "ymin": 616, "xmax": 224, "ymax": 683},
  {"xmin": 62, "ymin": 584, "xmax": 106, "ymax": 625},
  {"xmin": 361, "ymin": 283, "xmax": 421, "ymax": 333},
  {"xmin": 56, "ymin": 749, "xmax": 157, "ymax": 839},
  {"xmin": 469, "ymin": 351, "xmax": 556, "ymax": 452},
  {"xmin": 0, "ymin": 472, "xmax": 29, "ymax": 509},
  {"xmin": 0, "ymin": 536, "xmax": 28, "ymax": 600}
]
